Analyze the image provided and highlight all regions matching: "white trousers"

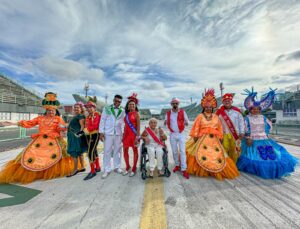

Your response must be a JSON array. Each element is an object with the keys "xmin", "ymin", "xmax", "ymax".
[
  {"xmin": 146, "ymin": 145, "xmax": 164, "ymax": 171},
  {"xmin": 103, "ymin": 135, "xmax": 122, "ymax": 172},
  {"xmin": 170, "ymin": 132, "xmax": 187, "ymax": 171}
]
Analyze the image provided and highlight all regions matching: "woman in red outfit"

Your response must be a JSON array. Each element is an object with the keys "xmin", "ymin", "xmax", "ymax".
[{"xmin": 122, "ymin": 93, "xmax": 140, "ymax": 177}]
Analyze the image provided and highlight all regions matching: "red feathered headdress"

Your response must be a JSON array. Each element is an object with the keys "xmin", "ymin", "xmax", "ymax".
[
  {"xmin": 127, "ymin": 93, "xmax": 139, "ymax": 105},
  {"xmin": 201, "ymin": 88, "xmax": 217, "ymax": 108}
]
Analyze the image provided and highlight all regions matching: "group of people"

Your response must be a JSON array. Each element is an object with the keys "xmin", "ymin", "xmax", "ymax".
[{"xmin": 0, "ymin": 88, "xmax": 298, "ymax": 184}]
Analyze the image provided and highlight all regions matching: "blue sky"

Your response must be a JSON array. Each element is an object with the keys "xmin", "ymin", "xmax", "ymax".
[{"xmin": 0, "ymin": 0, "xmax": 300, "ymax": 112}]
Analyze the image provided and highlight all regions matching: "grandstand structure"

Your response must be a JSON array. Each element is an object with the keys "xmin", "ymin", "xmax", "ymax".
[
  {"xmin": 0, "ymin": 74, "xmax": 64, "ymax": 121},
  {"xmin": 140, "ymin": 109, "xmax": 151, "ymax": 120},
  {"xmin": 160, "ymin": 97, "xmax": 223, "ymax": 120}
]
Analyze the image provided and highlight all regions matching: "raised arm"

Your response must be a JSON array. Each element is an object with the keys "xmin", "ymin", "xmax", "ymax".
[{"xmin": 18, "ymin": 117, "xmax": 40, "ymax": 128}]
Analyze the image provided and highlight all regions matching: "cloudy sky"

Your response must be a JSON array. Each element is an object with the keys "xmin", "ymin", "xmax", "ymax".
[{"xmin": 0, "ymin": 0, "xmax": 300, "ymax": 112}]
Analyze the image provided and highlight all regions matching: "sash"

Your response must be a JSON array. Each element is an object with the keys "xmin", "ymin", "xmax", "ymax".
[
  {"xmin": 126, "ymin": 113, "xmax": 137, "ymax": 135},
  {"xmin": 217, "ymin": 106, "xmax": 239, "ymax": 141},
  {"xmin": 146, "ymin": 127, "xmax": 165, "ymax": 147}
]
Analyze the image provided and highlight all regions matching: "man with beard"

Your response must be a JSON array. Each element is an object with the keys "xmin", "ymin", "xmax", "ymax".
[
  {"xmin": 164, "ymin": 98, "xmax": 190, "ymax": 179},
  {"xmin": 216, "ymin": 93, "xmax": 245, "ymax": 163}
]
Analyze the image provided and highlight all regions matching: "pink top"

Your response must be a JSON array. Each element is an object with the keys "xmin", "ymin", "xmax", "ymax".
[{"xmin": 247, "ymin": 115, "xmax": 272, "ymax": 140}]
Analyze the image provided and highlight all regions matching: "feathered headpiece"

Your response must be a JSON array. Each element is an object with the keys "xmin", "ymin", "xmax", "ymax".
[
  {"xmin": 127, "ymin": 93, "xmax": 139, "ymax": 105},
  {"xmin": 42, "ymin": 92, "xmax": 60, "ymax": 109},
  {"xmin": 201, "ymin": 89, "xmax": 217, "ymax": 108},
  {"xmin": 243, "ymin": 87, "xmax": 276, "ymax": 111}
]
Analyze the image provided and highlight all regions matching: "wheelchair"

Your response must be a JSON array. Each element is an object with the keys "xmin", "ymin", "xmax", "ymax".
[{"xmin": 140, "ymin": 142, "xmax": 171, "ymax": 180}]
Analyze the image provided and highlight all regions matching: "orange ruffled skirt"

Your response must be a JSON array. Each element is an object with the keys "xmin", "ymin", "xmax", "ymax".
[
  {"xmin": 0, "ymin": 138, "xmax": 74, "ymax": 184},
  {"xmin": 186, "ymin": 137, "xmax": 239, "ymax": 180}
]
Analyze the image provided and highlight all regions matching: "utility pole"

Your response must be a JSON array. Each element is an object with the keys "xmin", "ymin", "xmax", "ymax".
[
  {"xmin": 105, "ymin": 93, "xmax": 108, "ymax": 104},
  {"xmin": 84, "ymin": 82, "xmax": 89, "ymax": 98},
  {"xmin": 219, "ymin": 82, "xmax": 224, "ymax": 97}
]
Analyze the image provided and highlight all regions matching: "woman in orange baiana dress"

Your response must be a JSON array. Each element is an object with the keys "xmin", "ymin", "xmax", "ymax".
[
  {"xmin": 186, "ymin": 89, "xmax": 239, "ymax": 180},
  {"xmin": 0, "ymin": 92, "xmax": 74, "ymax": 184}
]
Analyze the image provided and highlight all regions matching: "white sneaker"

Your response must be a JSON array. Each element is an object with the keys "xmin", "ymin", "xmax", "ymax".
[
  {"xmin": 122, "ymin": 170, "xmax": 129, "ymax": 176},
  {"xmin": 129, "ymin": 172, "xmax": 136, "ymax": 177},
  {"xmin": 102, "ymin": 172, "xmax": 110, "ymax": 179},
  {"xmin": 114, "ymin": 168, "xmax": 123, "ymax": 174}
]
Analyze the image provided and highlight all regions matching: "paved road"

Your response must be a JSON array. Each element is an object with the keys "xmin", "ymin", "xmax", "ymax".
[
  {"xmin": 0, "ymin": 122, "xmax": 300, "ymax": 229},
  {"xmin": 0, "ymin": 127, "xmax": 37, "ymax": 152}
]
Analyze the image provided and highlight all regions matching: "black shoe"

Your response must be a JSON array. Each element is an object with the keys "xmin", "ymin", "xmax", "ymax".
[
  {"xmin": 66, "ymin": 170, "xmax": 78, "ymax": 178},
  {"xmin": 83, "ymin": 172, "xmax": 97, "ymax": 180},
  {"xmin": 78, "ymin": 168, "xmax": 86, "ymax": 173},
  {"xmin": 95, "ymin": 168, "xmax": 101, "ymax": 173}
]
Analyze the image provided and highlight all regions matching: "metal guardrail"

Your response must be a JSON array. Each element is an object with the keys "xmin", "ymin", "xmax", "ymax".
[
  {"xmin": 0, "ymin": 93, "xmax": 41, "ymax": 106},
  {"xmin": 271, "ymin": 124, "xmax": 300, "ymax": 137},
  {"xmin": 0, "ymin": 127, "xmax": 37, "ymax": 142}
]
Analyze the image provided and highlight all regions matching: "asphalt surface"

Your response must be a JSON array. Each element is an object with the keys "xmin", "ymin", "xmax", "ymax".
[
  {"xmin": 0, "ymin": 127, "xmax": 38, "ymax": 152},
  {"xmin": 0, "ymin": 122, "xmax": 299, "ymax": 229}
]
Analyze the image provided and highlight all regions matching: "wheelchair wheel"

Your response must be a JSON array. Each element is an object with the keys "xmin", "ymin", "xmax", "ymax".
[
  {"xmin": 140, "ymin": 143, "xmax": 147, "ymax": 172},
  {"xmin": 164, "ymin": 168, "xmax": 171, "ymax": 177},
  {"xmin": 141, "ymin": 170, "xmax": 147, "ymax": 180}
]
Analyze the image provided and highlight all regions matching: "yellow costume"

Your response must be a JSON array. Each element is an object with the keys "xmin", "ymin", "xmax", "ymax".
[{"xmin": 222, "ymin": 133, "xmax": 241, "ymax": 163}]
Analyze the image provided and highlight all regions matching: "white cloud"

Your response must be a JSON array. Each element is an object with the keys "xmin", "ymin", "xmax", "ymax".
[
  {"xmin": 0, "ymin": 0, "xmax": 300, "ymax": 109},
  {"xmin": 25, "ymin": 57, "xmax": 104, "ymax": 82}
]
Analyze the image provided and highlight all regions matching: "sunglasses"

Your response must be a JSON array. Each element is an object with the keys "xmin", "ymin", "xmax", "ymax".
[
  {"xmin": 114, "ymin": 99, "xmax": 122, "ymax": 103},
  {"xmin": 171, "ymin": 103, "xmax": 178, "ymax": 105}
]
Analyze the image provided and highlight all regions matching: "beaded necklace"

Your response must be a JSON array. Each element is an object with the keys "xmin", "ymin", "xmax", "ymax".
[{"xmin": 203, "ymin": 112, "xmax": 213, "ymax": 121}]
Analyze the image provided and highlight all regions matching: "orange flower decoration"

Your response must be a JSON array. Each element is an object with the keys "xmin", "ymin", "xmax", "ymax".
[{"xmin": 201, "ymin": 89, "xmax": 217, "ymax": 108}]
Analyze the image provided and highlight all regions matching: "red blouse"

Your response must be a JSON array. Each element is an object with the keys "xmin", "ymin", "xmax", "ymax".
[{"xmin": 86, "ymin": 112, "xmax": 101, "ymax": 133}]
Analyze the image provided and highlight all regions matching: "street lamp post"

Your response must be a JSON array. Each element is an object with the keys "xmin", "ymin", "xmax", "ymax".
[
  {"xmin": 84, "ymin": 82, "xmax": 89, "ymax": 98},
  {"xmin": 219, "ymin": 82, "xmax": 224, "ymax": 97}
]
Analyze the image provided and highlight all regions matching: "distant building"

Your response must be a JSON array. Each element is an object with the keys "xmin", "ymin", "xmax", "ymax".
[
  {"xmin": 272, "ymin": 85, "xmax": 300, "ymax": 124},
  {"xmin": 140, "ymin": 108, "xmax": 151, "ymax": 120},
  {"xmin": 0, "ymin": 74, "xmax": 64, "ymax": 122},
  {"xmin": 63, "ymin": 105, "xmax": 74, "ymax": 122}
]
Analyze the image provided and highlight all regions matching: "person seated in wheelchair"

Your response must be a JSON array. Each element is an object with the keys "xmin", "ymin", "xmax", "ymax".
[{"xmin": 141, "ymin": 118, "xmax": 167, "ymax": 178}]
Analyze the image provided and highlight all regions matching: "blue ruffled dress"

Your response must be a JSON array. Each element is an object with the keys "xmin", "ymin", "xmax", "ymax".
[{"xmin": 237, "ymin": 114, "xmax": 298, "ymax": 179}]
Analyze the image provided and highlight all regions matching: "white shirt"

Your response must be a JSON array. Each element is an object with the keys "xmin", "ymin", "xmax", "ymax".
[
  {"xmin": 164, "ymin": 109, "xmax": 189, "ymax": 133},
  {"xmin": 219, "ymin": 108, "xmax": 245, "ymax": 135},
  {"xmin": 99, "ymin": 105, "xmax": 125, "ymax": 135}
]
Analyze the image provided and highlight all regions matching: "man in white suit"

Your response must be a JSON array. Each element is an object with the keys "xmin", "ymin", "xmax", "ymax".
[{"xmin": 99, "ymin": 94, "xmax": 125, "ymax": 179}]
